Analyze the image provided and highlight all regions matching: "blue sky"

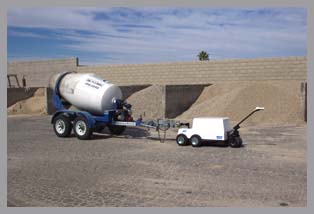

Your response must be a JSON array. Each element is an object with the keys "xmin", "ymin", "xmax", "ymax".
[{"xmin": 7, "ymin": 7, "xmax": 307, "ymax": 65}]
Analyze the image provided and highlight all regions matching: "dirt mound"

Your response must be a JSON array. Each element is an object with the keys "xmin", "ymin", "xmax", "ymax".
[
  {"xmin": 177, "ymin": 81, "xmax": 304, "ymax": 126},
  {"xmin": 8, "ymin": 88, "xmax": 47, "ymax": 115},
  {"xmin": 126, "ymin": 85, "xmax": 165, "ymax": 120},
  {"xmin": 33, "ymin": 88, "xmax": 45, "ymax": 97}
]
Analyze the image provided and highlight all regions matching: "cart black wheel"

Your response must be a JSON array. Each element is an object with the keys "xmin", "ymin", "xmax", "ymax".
[
  {"xmin": 191, "ymin": 135, "xmax": 202, "ymax": 147},
  {"xmin": 53, "ymin": 114, "xmax": 72, "ymax": 137},
  {"xmin": 108, "ymin": 125, "xmax": 126, "ymax": 135},
  {"xmin": 73, "ymin": 116, "xmax": 93, "ymax": 140},
  {"xmin": 93, "ymin": 126, "xmax": 105, "ymax": 133},
  {"xmin": 176, "ymin": 134, "xmax": 188, "ymax": 146},
  {"xmin": 229, "ymin": 136, "xmax": 243, "ymax": 148}
]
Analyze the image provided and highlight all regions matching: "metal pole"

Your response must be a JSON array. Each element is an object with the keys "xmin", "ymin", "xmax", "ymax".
[
  {"xmin": 305, "ymin": 82, "xmax": 307, "ymax": 122},
  {"xmin": 7, "ymin": 75, "xmax": 11, "ymax": 88}
]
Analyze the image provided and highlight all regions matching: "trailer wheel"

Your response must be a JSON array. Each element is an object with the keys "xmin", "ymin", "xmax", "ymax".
[
  {"xmin": 229, "ymin": 136, "xmax": 243, "ymax": 148},
  {"xmin": 191, "ymin": 135, "xmax": 202, "ymax": 147},
  {"xmin": 73, "ymin": 116, "xmax": 93, "ymax": 140},
  {"xmin": 176, "ymin": 134, "xmax": 188, "ymax": 146},
  {"xmin": 108, "ymin": 125, "xmax": 126, "ymax": 135},
  {"xmin": 53, "ymin": 114, "xmax": 72, "ymax": 137}
]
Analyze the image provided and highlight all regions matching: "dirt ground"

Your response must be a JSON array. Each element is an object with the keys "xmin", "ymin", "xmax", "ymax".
[{"xmin": 7, "ymin": 115, "xmax": 307, "ymax": 207}]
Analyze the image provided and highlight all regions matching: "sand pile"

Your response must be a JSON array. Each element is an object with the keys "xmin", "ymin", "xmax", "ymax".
[
  {"xmin": 177, "ymin": 81, "xmax": 304, "ymax": 126},
  {"xmin": 126, "ymin": 85, "xmax": 165, "ymax": 120},
  {"xmin": 8, "ymin": 88, "xmax": 47, "ymax": 115}
]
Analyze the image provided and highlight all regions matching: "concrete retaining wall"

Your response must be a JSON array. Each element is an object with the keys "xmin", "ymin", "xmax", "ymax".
[
  {"xmin": 120, "ymin": 85, "xmax": 151, "ymax": 100},
  {"xmin": 165, "ymin": 84, "xmax": 210, "ymax": 118},
  {"xmin": 8, "ymin": 58, "xmax": 78, "ymax": 87},
  {"xmin": 7, "ymin": 87, "xmax": 41, "ymax": 107},
  {"xmin": 300, "ymin": 82, "xmax": 307, "ymax": 121},
  {"xmin": 46, "ymin": 88, "xmax": 57, "ymax": 115}
]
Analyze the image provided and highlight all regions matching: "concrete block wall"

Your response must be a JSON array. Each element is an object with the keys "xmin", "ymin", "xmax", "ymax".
[
  {"xmin": 76, "ymin": 56, "xmax": 307, "ymax": 85},
  {"xmin": 8, "ymin": 58, "xmax": 78, "ymax": 87},
  {"xmin": 46, "ymin": 88, "xmax": 57, "ymax": 115},
  {"xmin": 119, "ymin": 85, "xmax": 151, "ymax": 100},
  {"xmin": 7, "ymin": 56, "xmax": 307, "ymax": 120},
  {"xmin": 165, "ymin": 84, "xmax": 210, "ymax": 118},
  {"xmin": 7, "ymin": 87, "xmax": 41, "ymax": 107},
  {"xmin": 7, "ymin": 56, "xmax": 306, "ymax": 87}
]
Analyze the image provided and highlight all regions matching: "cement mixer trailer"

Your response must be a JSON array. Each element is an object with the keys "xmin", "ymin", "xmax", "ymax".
[{"xmin": 50, "ymin": 71, "xmax": 179, "ymax": 140}]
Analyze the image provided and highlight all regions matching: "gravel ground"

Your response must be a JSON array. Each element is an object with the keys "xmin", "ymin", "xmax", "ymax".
[{"xmin": 7, "ymin": 115, "xmax": 307, "ymax": 207}]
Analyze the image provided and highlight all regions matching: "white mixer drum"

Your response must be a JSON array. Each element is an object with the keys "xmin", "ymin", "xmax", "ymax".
[{"xmin": 51, "ymin": 72, "xmax": 122, "ymax": 115}]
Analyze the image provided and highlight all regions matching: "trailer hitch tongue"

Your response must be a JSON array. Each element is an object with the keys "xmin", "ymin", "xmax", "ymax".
[
  {"xmin": 140, "ymin": 119, "xmax": 180, "ymax": 143},
  {"xmin": 155, "ymin": 119, "xmax": 173, "ymax": 143}
]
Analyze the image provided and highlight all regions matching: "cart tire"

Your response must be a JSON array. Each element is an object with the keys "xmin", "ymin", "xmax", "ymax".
[
  {"xmin": 191, "ymin": 135, "xmax": 202, "ymax": 147},
  {"xmin": 229, "ymin": 136, "xmax": 243, "ymax": 148},
  {"xmin": 73, "ymin": 116, "xmax": 93, "ymax": 140},
  {"xmin": 108, "ymin": 125, "xmax": 126, "ymax": 135},
  {"xmin": 176, "ymin": 134, "xmax": 188, "ymax": 146},
  {"xmin": 53, "ymin": 114, "xmax": 72, "ymax": 137}
]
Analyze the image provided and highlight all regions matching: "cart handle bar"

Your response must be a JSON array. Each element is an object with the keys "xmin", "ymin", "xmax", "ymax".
[{"xmin": 233, "ymin": 107, "xmax": 264, "ymax": 130}]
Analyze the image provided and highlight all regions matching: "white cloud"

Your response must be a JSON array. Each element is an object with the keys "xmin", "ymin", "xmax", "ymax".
[
  {"xmin": 8, "ymin": 29, "xmax": 48, "ymax": 39},
  {"xmin": 7, "ymin": 8, "xmax": 307, "ymax": 64},
  {"xmin": 8, "ymin": 8, "xmax": 115, "ymax": 32}
]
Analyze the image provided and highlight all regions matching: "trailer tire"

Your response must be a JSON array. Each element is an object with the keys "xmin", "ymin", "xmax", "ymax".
[
  {"xmin": 53, "ymin": 114, "xmax": 72, "ymax": 137},
  {"xmin": 73, "ymin": 116, "xmax": 93, "ymax": 140},
  {"xmin": 176, "ymin": 134, "xmax": 188, "ymax": 146},
  {"xmin": 191, "ymin": 135, "xmax": 202, "ymax": 147},
  {"xmin": 108, "ymin": 125, "xmax": 126, "ymax": 135},
  {"xmin": 229, "ymin": 136, "xmax": 243, "ymax": 148}
]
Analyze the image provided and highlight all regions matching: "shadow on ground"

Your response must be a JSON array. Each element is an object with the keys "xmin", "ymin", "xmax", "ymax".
[{"xmin": 93, "ymin": 127, "xmax": 150, "ymax": 140}]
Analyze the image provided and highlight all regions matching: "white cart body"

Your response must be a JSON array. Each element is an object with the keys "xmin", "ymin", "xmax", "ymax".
[{"xmin": 177, "ymin": 117, "xmax": 233, "ymax": 141}]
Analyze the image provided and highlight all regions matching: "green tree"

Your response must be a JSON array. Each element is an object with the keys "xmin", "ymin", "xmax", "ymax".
[{"xmin": 197, "ymin": 51, "xmax": 209, "ymax": 61}]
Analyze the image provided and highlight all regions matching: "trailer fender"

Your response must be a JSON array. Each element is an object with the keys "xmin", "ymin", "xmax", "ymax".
[
  {"xmin": 51, "ymin": 110, "xmax": 76, "ymax": 124},
  {"xmin": 76, "ymin": 111, "xmax": 96, "ymax": 129}
]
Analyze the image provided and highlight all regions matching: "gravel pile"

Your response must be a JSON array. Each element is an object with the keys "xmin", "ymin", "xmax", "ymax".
[
  {"xmin": 177, "ymin": 81, "xmax": 304, "ymax": 126},
  {"xmin": 8, "ymin": 88, "xmax": 47, "ymax": 115},
  {"xmin": 126, "ymin": 85, "xmax": 165, "ymax": 120},
  {"xmin": 7, "ymin": 80, "xmax": 305, "ymax": 126}
]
